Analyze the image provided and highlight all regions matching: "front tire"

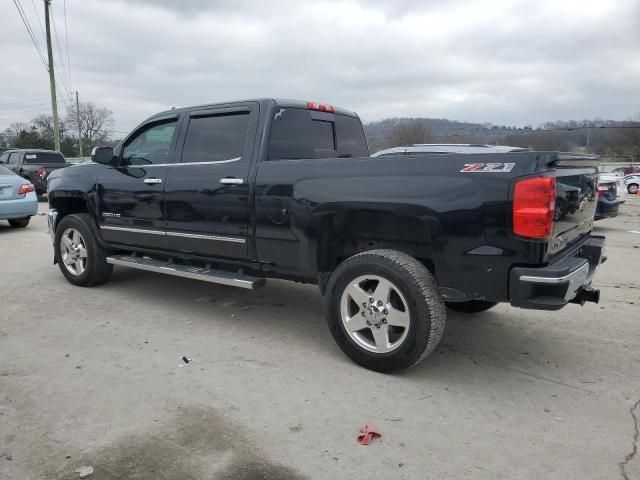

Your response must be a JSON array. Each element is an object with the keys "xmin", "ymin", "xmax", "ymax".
[
  {"xmin": 8, "ymin": 217, "xmax": 30, "ymax": 228},
  {"xmin": 628, "ymin": 183, "xmax": 639, "ymax": 194},
  {"xmin": 325, "ymin": 249, "xmax": 446, "ymax": 372},
  {"xmin": 54, "ymin": 213, "xmax": 113, "ymax": 287},
  {"xmin": 446, "ymin": 300, "xmax": 497, "ymax": 313}
]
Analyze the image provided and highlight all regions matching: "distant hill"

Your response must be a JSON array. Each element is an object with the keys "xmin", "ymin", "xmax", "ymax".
[
  {"xmin": 364, "ymin": 117, "xmax": 501, "ymax": 151},
  {"xmin": 362, "ymin": 116, "xmax": 637, "ymax": 154}
]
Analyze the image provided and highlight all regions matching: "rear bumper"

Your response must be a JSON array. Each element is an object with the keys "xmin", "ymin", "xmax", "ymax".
[
  {"xmin": 33, "ymin": 177, "xmax": 47, "ymax": 194},
  {"xmin": 595, "ymin": 197, "xmax": 619, "ymax": 220},
  {"xmin": 0, "ymin": 192, "xmax": 38, "ymax": 220},
  {"xmin": 509, "ymin": 236, "xmax": 606, "ymax": 310}
]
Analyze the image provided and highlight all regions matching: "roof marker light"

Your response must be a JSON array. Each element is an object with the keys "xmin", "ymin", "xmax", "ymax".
[{"xmin": 307, "ymin": 101, "xmax": 335, "ymax": 113}]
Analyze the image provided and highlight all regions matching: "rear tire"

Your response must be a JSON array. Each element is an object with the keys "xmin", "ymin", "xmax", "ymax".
[
  {"xmin": 8, "ymin": 217, "xmax": 30, "ymax": 228},
  {"xmin": 446, "ymin": 300, "xmax": 497, "ymax": 313},
  {"xmin": 325, "ymin": 249, "xmax": 446, "ymax": 372},
  {"xmin": 54, "ymin": 213, "xmax": 113, "ymax": 287}
]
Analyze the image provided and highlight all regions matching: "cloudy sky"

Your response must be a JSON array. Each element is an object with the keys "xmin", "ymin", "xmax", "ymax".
[{"xmin": 1, "ymin": 0, "xmax": 638, "ymax": 134}]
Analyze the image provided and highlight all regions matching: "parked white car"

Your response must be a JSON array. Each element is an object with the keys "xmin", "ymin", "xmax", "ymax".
[{"xmin": 625, "ymin": 175, "xmax": 640, "ymax": 194}]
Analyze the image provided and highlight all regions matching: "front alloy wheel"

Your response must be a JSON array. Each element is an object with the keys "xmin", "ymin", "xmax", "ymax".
[
  {"xmin": 54, "ymin": 213, "xmax": 112, "ymax": 287},
  {"xmin": 59, "ymin": 227, "xmax": 88, "ymax": 276}
]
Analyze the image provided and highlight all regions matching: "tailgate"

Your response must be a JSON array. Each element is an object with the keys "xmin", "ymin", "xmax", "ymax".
[{"xmin": 549, "ymin": 161, "xmax": 598, "ymax": 256}]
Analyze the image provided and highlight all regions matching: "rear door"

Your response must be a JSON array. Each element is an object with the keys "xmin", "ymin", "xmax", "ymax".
[
  {"xmin": 97, "ymin": 116, "xmax": 180, "ymax": 249},
  {"xmin": 163, "ymin": 103, "xmax": 259, "ymax": 259},
  {"xmin": 6, "ymin": 152, "xmax": 21, "ymax": 174}
]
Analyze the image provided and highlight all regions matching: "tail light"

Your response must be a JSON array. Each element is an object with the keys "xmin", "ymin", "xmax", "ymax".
[
  {"xmin": 307, "ymin": 101, "xmax": 335, "ymax": 113},
  {"xmin": 38, "ymin": 167, "xmax": 47, "ymax": 178},
  {"xmin": 597, "ymin": 185, "xmax": 611, "ymax": 196},
  {"xmin": 18, "ymin": 184, "xmax": 35, "ymax": 195},
  {"xmin": 513, "ymin": 176, "xmax": 556, "ymax": 239}
]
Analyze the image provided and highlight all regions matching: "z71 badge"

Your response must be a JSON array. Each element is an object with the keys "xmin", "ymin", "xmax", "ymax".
[{"xmin": 460, "ymin": 162, "xmax": 515, "ymax": 173}]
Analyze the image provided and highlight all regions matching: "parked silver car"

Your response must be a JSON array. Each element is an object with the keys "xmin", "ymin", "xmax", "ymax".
[
  {"xmin": 371, "ymin": 144, "xmax": 531, "ymax": 156},
  {"xmin": 0, "ymin": 164, "xmax": 38, "ymax": 228}
]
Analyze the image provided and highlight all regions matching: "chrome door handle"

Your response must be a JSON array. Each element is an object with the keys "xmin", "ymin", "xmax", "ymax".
[
  {"xmin": 219, "ymin": 178, "xmax": 244, "ymax": 185},
  {"xmin": 143, "ymin": 178, "xmax": 162, "ymax": 184}
]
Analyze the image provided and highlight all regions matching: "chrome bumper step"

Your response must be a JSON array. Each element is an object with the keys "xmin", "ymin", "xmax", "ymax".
[{"xmin": 106, "ymin": 255, "xmax": 264, "ymax": 289}]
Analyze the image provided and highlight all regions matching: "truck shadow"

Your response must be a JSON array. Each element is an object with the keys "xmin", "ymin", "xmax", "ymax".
[{"xmin": 105, "ymin": 267, "xmax": 595, "ymax": 388}]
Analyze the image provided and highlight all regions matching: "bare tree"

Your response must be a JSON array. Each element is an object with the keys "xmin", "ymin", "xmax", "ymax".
[
  {"xmin": 33, "ymin": 114, "xmax": 68, "ymax": 144},
  {"xmin": 386, "ymin": 120, "xmax": 433, "ymax": 148},
  {"xmin": 65, "ymin": 102, "xmax": 114, "ymax": 152}
]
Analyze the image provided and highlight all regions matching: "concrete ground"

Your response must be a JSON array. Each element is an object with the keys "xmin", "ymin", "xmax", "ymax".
[{"xmin": 1, "ymin": 197, "xmax": 639, "ymax": 480}]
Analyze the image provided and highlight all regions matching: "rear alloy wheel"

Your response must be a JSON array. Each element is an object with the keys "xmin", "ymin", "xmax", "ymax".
[
  {"xmin": 8, "ymin": 217, "xmax": 30, "ymax": 228},
  {"xmin": 54, "ymin": 213, "xmax": 113, "ymax": 287},
  {"xmin": 326, "ymin": 249, "xmax": 446, "ymax": 372},
  {"xmin": 340, "ymin": 274, "xmax": 411, "ymax": 354},
  {"xmin": 628, "ymin": 183, "xmax": 639, "ymax": 194},
  {"xmin": 446, "ymin": 300, "xmax": 497, "ymax": 313}
]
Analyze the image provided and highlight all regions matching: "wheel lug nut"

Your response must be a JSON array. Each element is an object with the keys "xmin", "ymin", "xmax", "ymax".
[
  {"xmin": 377, "ymin": 301, "xmax": 383, "ymax": 306},
  {"xmin": 383, "ymin": 309, "xmax": 388, "ymax": 315},
  {"xmin": 369, "ymin": 297, "xmax": 374, "ymax": 303},
  {"xmin": 362, "ymin": 302, "xmax": 367, "ymax": 307},
  {"xmin": 361, "ymin": 311, "xmax": 365, "ymax": 316}
]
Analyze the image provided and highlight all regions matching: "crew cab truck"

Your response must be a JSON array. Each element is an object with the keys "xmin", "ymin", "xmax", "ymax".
[
  {"xmin": 0, "ymin": 149, "xmax": 68, "ymax": 196},
  {"xmin": 46, "ymin": 98, "xmax": 605, "ymax": 372}
]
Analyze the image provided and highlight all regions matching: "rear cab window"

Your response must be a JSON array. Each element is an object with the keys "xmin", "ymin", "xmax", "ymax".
[
  {"xmin": 23, "ymin": 152, "xmax": 65, "ymax": 164},
  {"xmin": 268, "ymin": 108, "xmax": 369, "ymax": 160}
]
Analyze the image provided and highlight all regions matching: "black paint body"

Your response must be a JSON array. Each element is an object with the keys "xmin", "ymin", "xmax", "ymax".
[{"xmin": 47, "ymin": 99, "xmax": 600, "ymax": 305}]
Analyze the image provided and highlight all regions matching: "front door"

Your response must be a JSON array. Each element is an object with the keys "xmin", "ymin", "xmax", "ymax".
[
  {"xmin": 97, "ymin": 117, "xmax": 180, "ymax": 250},
  {"xmin": 163, "ymin": 103, "xmax": 259, "ymax": 259}
]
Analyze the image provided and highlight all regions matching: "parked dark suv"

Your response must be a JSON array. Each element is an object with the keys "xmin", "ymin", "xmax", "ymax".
[{"xmin": 0, "ymin": 149, "xmax": 68, "ymax": 196}]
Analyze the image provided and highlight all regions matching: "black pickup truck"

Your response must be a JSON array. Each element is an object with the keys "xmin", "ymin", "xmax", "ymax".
[
  {"xmin": 0, "ymin": 149, "xmax": 68, "ymax": 195},
  {"xmin": 46, "ymin": 98, "xmax": 605, "ymax": 372}
]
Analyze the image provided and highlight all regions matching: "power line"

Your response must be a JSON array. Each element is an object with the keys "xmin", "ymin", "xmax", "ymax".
[
  {"xmin": 50, "ymin": 5, "xmax": 72, "ymax": 95},
  {"xmin": 12, "ymin": 0, "xmax": 49, "ymax": 71},
  {"xmin": 63, "ymin": 0, "xmax": 70, "ymax": 87},
  {"xmin": 29, "ymin": 0, "xmax": 46, "ymax": 45},
  {"xmin": 0, "ymin": 97, "xmax": 52, "ymax": 108}
]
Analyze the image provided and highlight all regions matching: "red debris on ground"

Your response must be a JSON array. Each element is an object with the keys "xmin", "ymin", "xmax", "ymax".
[{"xmin": 357, "ymin": 424, "xmax": 381, "ymax": 445}]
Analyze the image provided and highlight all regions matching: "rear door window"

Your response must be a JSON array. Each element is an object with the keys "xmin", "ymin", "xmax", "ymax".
[
  {"xmin": 268, "ymin": 108, "xmax": 368, "ymax": 160},
  {"xmin": 181, "ymin": 113, "xmax": 250, "ymax": 163}
]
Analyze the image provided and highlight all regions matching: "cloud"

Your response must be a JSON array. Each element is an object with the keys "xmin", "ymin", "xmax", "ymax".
[{"xmin": 1, "ymin": 0, "xmax": 638, "ymax": 134}]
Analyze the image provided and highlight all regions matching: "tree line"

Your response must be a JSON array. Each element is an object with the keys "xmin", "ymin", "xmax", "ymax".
[
  {"xmin": 0, "ymin": 102, "xmax": 115, "ymax": 157},
  {"xmin": 366, "ymin": 114, "xmax": 640, "ymax": 161}
]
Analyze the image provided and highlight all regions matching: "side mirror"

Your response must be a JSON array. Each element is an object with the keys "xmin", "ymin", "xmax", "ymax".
[{"xmin": 91, "ymin": 146, "xmax": 115, "ymax": 165}]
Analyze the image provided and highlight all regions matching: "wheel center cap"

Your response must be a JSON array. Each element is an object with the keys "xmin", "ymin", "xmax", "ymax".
[{"xmin": 366, "ymin": 305, "xmax": 383, "ymax": 326}]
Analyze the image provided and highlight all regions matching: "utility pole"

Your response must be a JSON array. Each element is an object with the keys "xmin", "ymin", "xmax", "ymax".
[
  {"xmin": 75, "ymin": 91, "xmax": 83, "ymax": 157},
  {"xmin": 44, "ymin": 0, "xmax": 61, "ymax": 152}
]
